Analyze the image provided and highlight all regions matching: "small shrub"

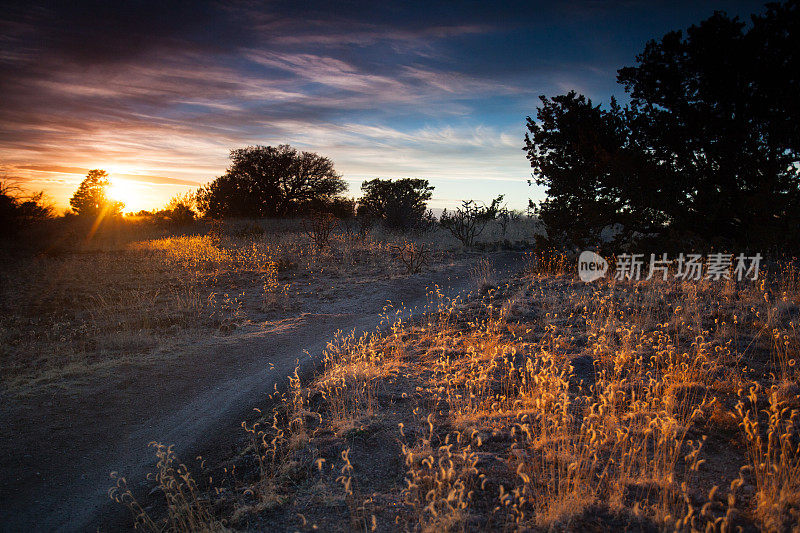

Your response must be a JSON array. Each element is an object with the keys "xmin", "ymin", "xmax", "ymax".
[
  {"xmin": 0, "ymin": 180, "xmax": 55, "ymax": 239},
  {"xmin": 391, "ymin": 241, "xmax": 429, "ymax": 274},
  {"xmin": 303, "ymin": 212, "xmax": 338, "ymax": 247},
  {"xmin": 439, "ymin": 195, "xmax": 504, "ymax": 247},
  {"xmin": 232, "ymin": 222, "xmax": 265, "ymax": 239},
  {"xmin": 357, "ymin": 178, "xmax": 434, "ymax": 232},
  {"xmin": 158, "ymin": 192, "xmax": 197, "ymax": 226}
]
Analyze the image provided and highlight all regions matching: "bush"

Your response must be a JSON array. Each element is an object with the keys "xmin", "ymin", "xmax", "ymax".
[
  {"xmin": 159, "ymin": 192, "xmax": 197, "ymax": 226},
  {"xmin": 0, "ymin": 180, "xmax": 55, "ymax": 239},
  {"xmin": 440, "ymin": 196, "xmax": 504, "ymax": 247},
  {"xmin": 303, "ymin": 212, "xmax": 338, "ymax": 247},
  {"xmin": 357, "ymin": 178, "xmax": 434, "ymax": 232}
]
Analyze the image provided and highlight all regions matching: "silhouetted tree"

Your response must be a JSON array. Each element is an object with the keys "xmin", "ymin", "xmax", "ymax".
[
  {"xmin": 302, "ymin": 196, "xmax": 356, "ymax": 219},
  {"xmin": 526, "ymin": 1, "xmax": 800, "ymax": 249},
  {"xmin": 196, "ymin": 145, "xmax": 347, "ymax": 218},
  {"xmin": 524, "ymin": 93, "xmax": 667, "ymax": 245},
  {"xmin": 69, "ymin": 169, "xmax": 124, "ymax": 218},
  {"xmin": 616, "ymin": 2, "xmax": 800, "ymax": 247},
  {"xmin": 357, "ymin": 178, "xmax": 434, "ymax": 232},
  {"xmin": 196, "ymin": 173, "xmax": 259, "ymax": 218},
  {"xmin": 0, "ymin": 180, "xmax": 55, "ymax": 239}
]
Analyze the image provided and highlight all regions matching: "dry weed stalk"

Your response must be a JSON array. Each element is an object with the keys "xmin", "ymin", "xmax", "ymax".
[
  {"xmin": 109, "ymin": 443, "xmax": 226, "ymax": 532},
  {"xmin": 391, "ymin": 241, "xmax": 430, "ymax": 274},
  {"xmin": 303, "ymin": 213, "xmax": 338, "ymax": 248},
  {"xmin": 737, "ymin": 383, "xmax": 800, "ymax": 531}
]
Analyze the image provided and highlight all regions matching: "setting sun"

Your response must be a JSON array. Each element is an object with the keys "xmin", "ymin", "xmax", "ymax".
[{"xmin": 108, "ymin": 178, "xmax": 144, "ymax": 213}]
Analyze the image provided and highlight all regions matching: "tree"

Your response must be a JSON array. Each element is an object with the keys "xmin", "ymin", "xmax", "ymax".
[
  {"xmin": 69, "ymin": 169, "xmax": 124, "ymax": 218},
  {"xmin": 304, "ymin": 196, "xmax": 356, "ymax": 219},
  {"xmin": 440, "ymin": 196, "xmax": 504, "ymax": 247},
  {"xmin": 615, "ymin": 3, "xmax": 800, "ymax": 247},
  {"xmin": 0, "ymin": 180, "xmax": 55, "ymax": 239},
  {"xmin": 525, "ymin": 2, "xmax": 800, "ymax": 249},
  {"xmin": 524, "ymin": 92, "xmax": 668, "ymax": 245},
  {"xmin": 195, "ymin": 145, "xmax": 347, "ymax": 218},
  {"xmin": 158, "ymin": 192, "xmax": 196, "ymax": 225},
  {"xmin": 196, "ymin": 173, "xmax": 260, "ymax": 219},
  {"xmin": 357, "ymin": 178, "xmax": 434, "ymax": 232}
]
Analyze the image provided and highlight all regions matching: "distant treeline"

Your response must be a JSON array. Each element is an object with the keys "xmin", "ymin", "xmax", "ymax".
[{"xmin": 0, "ymin": 145, "xmax": 442, "ymax": 240}]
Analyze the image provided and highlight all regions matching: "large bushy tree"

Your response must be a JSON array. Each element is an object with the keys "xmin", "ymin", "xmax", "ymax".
[
  {"xmin": 525, "ymin": 93, "xmax": 667, "ymax": 245},
  {"xmin": 526, "ymin": 1, "xmax": 800, "ymax": 249},
  {"xmin": 69, "ymin": 169, "xmax": 124, "ymax": 218},
  {"xmin": 196, "ymin": 145, "xmax": 347, "ymax": 218},
  {"xmin": 357, "ymin": 178, "xmax": 434, "ymax": 232}
]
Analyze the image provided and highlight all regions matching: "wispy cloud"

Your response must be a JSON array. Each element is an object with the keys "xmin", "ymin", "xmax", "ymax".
[{"xmin": 0, "ymin": 0, "xmax": 767, "ymax": 210}]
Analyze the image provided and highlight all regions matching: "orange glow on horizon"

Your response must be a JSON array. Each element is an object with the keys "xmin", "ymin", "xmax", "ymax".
[{"xmin": 108, "ymin": 178, "xmax": 147, "ymax": 213}]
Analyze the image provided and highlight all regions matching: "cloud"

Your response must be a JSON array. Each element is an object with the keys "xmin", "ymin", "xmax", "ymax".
[
  {"xmin": 15, "ymin": 165, "xmax": 201, "ymax": 186},
  {"xmin": 17, "ymin": 165, "xmax": 91, "ymax": 174},
  {"xmin": 266, "ymin": 23, "xmax": 492, "ymax": 49},
  {"xmin": 0, "ymin": 0, "xmax": 768, "ymax": 211}
]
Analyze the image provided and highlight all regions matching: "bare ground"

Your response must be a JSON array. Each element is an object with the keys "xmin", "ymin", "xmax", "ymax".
[
  {"xmin": 0, "ymin": 251, "xmax": 525, "ymax": 532},
  {"xmin": 202, "ymin": 271, "xmax": 800, "ymax": 532}
]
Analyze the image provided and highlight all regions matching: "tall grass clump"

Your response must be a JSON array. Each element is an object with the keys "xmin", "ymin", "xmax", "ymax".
[{"xmin": 109, "ymin": 443, "xmax": 226, "ymax": 532}]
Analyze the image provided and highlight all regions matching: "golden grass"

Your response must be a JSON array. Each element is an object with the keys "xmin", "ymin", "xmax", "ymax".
[
  {"xmin": 1, "ymin": 220, "xmax": 469, "ymax": 395},
  {"xmin": 189, "ymin": 257, "xmax": 800, "ymax": 532},
  {"xmin": 110, "ymin": 443, "xmax": 228, "ymax": 532}
]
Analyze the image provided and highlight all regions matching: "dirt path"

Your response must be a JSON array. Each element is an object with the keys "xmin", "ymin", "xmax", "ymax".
[{"xmin": 0, "ymin": 252, "xmax": 524, "ymax": 532}]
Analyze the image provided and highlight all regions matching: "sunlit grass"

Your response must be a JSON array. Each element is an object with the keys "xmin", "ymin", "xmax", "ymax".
[
  {"xmin": 0, "ymin": 220, "xmax": 468, "ymax": 395},
  {"xmin": 160, "ymin": 253, "xmax": 800, "ymax": 532}
]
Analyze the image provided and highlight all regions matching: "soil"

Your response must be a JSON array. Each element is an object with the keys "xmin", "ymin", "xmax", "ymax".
[{"xmin": 0, "ymin": 251, "xmax": 525, "ymax": 532}]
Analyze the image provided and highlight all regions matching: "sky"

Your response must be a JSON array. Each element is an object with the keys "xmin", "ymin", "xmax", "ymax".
[{"xmin": 0, "ymin": 0, "xmax": 769, "ymax": 213}]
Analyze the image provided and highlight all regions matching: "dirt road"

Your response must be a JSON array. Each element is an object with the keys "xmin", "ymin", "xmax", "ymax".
[{"xmin": 0, "ymin": 252, "xmax": 524, "ymax": 532}]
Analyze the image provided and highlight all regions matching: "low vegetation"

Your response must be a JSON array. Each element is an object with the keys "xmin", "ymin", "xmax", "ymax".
[
  {"xmin": 440, "ymin": 196, "xmax": 506, "ymax": 247},
  {"xmin": 0, "ymin": 217, "xmax": 539, "ymax": 396},
  {"xmin": 113, "ymin": 254, "xmax": 800, "ymax": 532},
  {"xmin": 0, "ymin": 179, "xmax": 55, "ymax": 239}
]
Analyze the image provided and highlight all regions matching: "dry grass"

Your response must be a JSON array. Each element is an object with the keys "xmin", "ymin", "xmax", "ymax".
[
  {"xmin": 110, "ymin": 443, "xmax": 228, "ymax": 532},
  {"xmin": 187, "ymin": 255, "xmax": 800, "ymax": 532},
  {"xmin": 0, "ymin": 219, "xmax": 475, "ymax": 396}
]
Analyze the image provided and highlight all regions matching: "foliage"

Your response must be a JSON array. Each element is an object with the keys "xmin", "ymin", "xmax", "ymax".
[
  {"xmin": 196, "ymin": 145, "xmax": 347, "ymax": 218},
  {"xmin": 390, "ymin": 240, "xmax": 429, "ymax": 273},
  {"xmin": 0, "ymin": 180, "xmax": 55, "ymax": 238},
  {"xmin": 180, "ymin": 256, "xmax": 800, "ymax": 531},
  {"xmin": 357, "ymin": 178, "xmax": 434, "ymax": 232},
  {"xmin": 159, "ymin": 192, "xmax": 197, "ymax": 226},
  {"xmin": 439, "ymin": 195, "xmax": 504, "ymax": 247},
  {"xmin": 496, "ymin": 206, "xmax": 516, "ymax": 236},
  {"xmin": 195, "ymin": 173, "xmax": 256, "ymax": 219},
  {"xmin": 526, "ymin": 2, "xmax": 800, "ymax": 249},
  {"xmin": 303, "ymin": 212, "xmax": 338, "ymax": 248},
  {"xmin": 524, "ymin": 93, "xmax": 667, "ymax": 247},
  {"xmin": 69, "ymin": 169, "xmax": 124, "ymax": 218},
  {"xmin": 304, "ymin": 196, "xmax": 356, "ymax": 219}
]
